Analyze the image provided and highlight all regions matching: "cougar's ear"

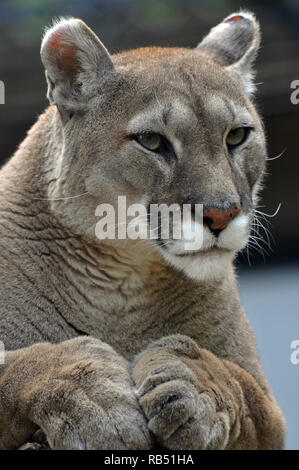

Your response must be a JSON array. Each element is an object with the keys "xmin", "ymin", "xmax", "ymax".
[
  {"xmin": 196, "ymin": 11, "xmax": 260, "ymax": 94},
  {"xmin": 41, "ymin": 18, "xmax": 114, "ymax": 116}
]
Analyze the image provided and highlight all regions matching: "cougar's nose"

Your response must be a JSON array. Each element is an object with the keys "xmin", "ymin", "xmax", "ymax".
[{"xmin": 203, "ymin": 204, "xmax": 241, "ymax": 236}]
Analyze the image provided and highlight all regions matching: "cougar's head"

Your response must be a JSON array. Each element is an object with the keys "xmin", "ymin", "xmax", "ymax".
[{"xmin": 41, "ymin": 11, "xmax": 266, "ymax": 281}]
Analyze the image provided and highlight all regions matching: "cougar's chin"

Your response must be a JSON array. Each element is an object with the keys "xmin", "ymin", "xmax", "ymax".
[{"xmin": 159, "ymin": 246, "xmax": 235, "ymax": 282}]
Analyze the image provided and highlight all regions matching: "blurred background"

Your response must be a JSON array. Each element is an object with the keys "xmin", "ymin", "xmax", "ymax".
[{"xmin": 0, "ymin": 0, "xmax": 298, "ymax": 449}]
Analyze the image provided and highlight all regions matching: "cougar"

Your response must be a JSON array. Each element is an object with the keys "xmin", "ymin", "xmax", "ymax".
[{"xmin": 0, "ymin": 11, "xmax": 286, "ymax": 449}]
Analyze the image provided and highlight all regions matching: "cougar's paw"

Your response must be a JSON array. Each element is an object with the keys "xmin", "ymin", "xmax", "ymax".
[
  {"xmin": 136, "ymin": 376, "xmax": 230, "ymax": 450},
  {"xmin": 25, "ymin": 337, "xmax": 152, "ymax": 450},
  {"xmin": 132, "ymin": 337, "xmax": 238, "ymax": 450}
]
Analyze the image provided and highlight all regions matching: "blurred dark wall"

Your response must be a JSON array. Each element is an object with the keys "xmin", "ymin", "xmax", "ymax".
[{"xmin": 0, "ymin": 0, "xmax": 298, "ymax": 266}]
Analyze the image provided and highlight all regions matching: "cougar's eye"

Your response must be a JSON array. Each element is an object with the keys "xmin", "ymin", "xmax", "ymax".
[
  {"xmin": 132, "ymin": 132, "xmax": 176, "ymax": 163},
  {"xmin": 226, "ymin": 127, "xmax": 251, "ymax": 149},
  {"xmin": 135, "ymin": 132, "xmax": 162, "ymax": 151}
]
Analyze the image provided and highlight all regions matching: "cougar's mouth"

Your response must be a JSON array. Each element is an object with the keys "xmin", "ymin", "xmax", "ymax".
[
  {"xmin": 175, "ymin": 246, "xmax": 230, "ymax": 257},
  {"xmin": 156, "ymin": 240, "xmax": 231, "ymax": 257}
]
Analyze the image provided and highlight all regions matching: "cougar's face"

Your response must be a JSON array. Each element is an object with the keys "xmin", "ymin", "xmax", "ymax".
[
  {"xmin": 43, "ymin": 15, "xmax": 266, "ymax": 281},
  {"xmin": 81, "ymin": 51, "xmax": 266, "ymax": 281}
]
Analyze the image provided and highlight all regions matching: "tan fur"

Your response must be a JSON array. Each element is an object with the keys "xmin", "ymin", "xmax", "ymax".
[{"xmin": 0, "ymin": 12, "xmax": 285, "ymax": 449}]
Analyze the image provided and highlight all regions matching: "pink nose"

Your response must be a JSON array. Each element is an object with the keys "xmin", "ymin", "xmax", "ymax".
[{"xmin": 203, "ymin": 206, "xmax": 241, "ymax": 231}]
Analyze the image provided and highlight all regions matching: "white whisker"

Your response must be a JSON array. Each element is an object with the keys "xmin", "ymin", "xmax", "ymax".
[
  {"xmin": 33, "ymin": 192, "xmax": 90, "ymax": 201},
  {"xmin": 254, "ymin": 203, "xmax": 281, "ymax": 218},
  {"xmin": 266, "ymin": 150, "xmax": 285, "ymax": 161}
]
